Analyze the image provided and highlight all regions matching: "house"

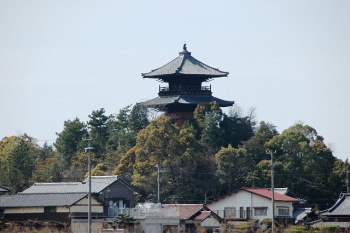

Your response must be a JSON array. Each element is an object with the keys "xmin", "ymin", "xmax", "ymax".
[
  {"xmin": 0, "ymin": 186, "xmax": 10, "ymax": 218},
  {"xmin": 21, "ymin": 175, "xmax": 138, "ymax": 218},
  {"xmin": 0, "ymin": 192, "xmax": 105, "ymax": 232},
  {"xmin": 163, "ymin": 204, "xmax": 224, "ymax": 232},
  {"xmin": 308, "ymin": 193, "xmax": 350, "ymax": 229},
  {"xmin": 207, "ymin": 187, "xmax": 298, "ymax": 227},
  {"xmin": 0, "ymin": 176, "xmax": 138, "ymax": 231},
  {"xmin": 0, "ymin": 186, "xmax": 10, "ymax": 195}
]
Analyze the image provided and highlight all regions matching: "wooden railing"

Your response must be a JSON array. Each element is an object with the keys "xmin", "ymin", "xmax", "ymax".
[{"xmin": 159, "ymin": 85, "xmax": 211, "ymax": 95}]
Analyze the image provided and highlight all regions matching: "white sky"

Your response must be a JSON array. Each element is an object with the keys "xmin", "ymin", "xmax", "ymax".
[{"xmin": 0, "ymin": 1, "xmax": 349, "ymax": 161}]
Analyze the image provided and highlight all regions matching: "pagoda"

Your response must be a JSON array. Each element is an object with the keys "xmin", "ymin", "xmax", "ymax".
[{"xmin": 140, "ymin": 44, "xmax": 234, "ymax": 126}]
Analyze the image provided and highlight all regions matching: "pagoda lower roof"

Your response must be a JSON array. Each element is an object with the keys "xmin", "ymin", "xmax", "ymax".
[
  {"xmin": 139, "ymin": 95, "xmax": 234, "ymax": 109},
  {"xmin": 142, "ymin": 45, "xmax": 228, "ymax": 80}
]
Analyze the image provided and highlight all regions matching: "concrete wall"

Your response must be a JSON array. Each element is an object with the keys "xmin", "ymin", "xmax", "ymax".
[{"xmin": 71, "ymin": 219, "xmax": 104, "ymax": 233}]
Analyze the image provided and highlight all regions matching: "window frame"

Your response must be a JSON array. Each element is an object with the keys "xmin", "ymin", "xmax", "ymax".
[
  {"xmin": 277, "ymin": 206, "xmax": 290, "ymax": 216},
  {"xmin": 224, "ymin": 207, "xmax": 237, "ymax": 219},
  {"xmin": 254, "ymin": 207, "xmax": 267, "ymax": 216}
]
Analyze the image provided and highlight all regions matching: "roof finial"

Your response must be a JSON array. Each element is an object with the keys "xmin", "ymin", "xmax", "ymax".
[{"xmin": 183, "ymin": 43, "xmax": 187, "ymax": 51}]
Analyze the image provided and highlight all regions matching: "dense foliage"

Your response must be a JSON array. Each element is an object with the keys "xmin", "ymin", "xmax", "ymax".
[{"xmin": 0, "ymin": 103, "xmax": 349, "ymax": 210}]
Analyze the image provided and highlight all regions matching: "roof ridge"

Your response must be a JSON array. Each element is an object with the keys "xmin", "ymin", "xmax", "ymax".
[
  {"xmin": 188, "ymin": 55, "xmax": 229, "ymax": 75},
  {"xmin": 176, "ymin": 50, "xmax": 187, "ymax": 74}
]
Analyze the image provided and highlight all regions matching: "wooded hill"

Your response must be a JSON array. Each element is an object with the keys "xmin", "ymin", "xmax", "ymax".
[{"xmin": 0, "ymin": 102, "xmax": 348, "ymax": 210}]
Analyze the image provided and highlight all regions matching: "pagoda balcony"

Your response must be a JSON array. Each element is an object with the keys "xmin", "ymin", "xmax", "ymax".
[{"xmin": 159, "ymin": 85, "xmax": 211, "ymax": 96}]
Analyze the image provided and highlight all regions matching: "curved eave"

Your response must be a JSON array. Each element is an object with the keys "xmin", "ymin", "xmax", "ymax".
[
  {"xmin": 141, "ymin": 47, "xmax": 229, "ymax": 79},
  {"xmin": 142, "ymin": 73, "xmax": 228, "ymax": 80},
  {"xmin": 138, "ymin": 95, "xmax": 234, "ymax": 109}
]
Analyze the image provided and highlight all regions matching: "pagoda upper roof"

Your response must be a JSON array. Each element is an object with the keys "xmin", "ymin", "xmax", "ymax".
[
  {"xmin": 139, "ymin": 95, "xmax": 234, "ymax": 109},
  {"xmin": 142, "ymin": 44, "xmax": 229, "ymax": 81}
]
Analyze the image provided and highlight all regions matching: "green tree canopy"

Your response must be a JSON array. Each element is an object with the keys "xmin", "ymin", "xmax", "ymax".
[{"xmin": 54, "ymin": 118, "xmax": 87, "ymax": 166}]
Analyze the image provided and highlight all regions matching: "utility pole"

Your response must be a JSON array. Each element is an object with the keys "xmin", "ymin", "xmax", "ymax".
[
  {"xmin": 84, "ymin": 138, "xmax": 93, "ymax": 233},
  {"xmin": 266, "ymin": 150, "xmax": 276, "ymax": 232},
  {"xmin": 155, "ymin": 164, "xmax": 160, "ymax": 203},
  {"xmin": 346, "ymin": 170, "xmax": 349, "ymax": 193},
  {"xmin": 204, "ymin": 192, "xmax": 213, "ymax": 204}
]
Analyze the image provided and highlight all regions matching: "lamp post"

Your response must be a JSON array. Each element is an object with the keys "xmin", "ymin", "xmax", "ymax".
[
  {"xmin": 84, "ymin": 138, "xmax": 93, "ymax": 233},
  {"xmin": 155, "ymin": 164, "xmax": 160, "ymax": 203},
  {"xmin": 266, "ymin": 150, "xmax": 276, "ymax": 232}
]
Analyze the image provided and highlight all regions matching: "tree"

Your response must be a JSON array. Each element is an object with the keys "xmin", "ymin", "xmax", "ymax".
[
  {"xmin": 117, "ymin": 115, "xmax": 205, "ymax": 202},
  {"xmin": 88, "ymin": 108, "xmax": 109, "ymax": 160},
  {"xmin": 194, "ymin": 101, "xmax": 223, "ymax": 153},
  {"xmin": 112, "ymin": 213, "xmax": 136, "ymax": 232},
  {"xmin": 5, "ymin": 135, "xmax": 38, "ymax": 193},
  {"xmin": 129, "ymin": 104, "xmax": 149, "ymax": 132},
  {"xmin": 31, "ymin": 143, "xmax": 62, "ymax": 183},
  {"xmin": 241, "ymin": 121, "xmax": 279, "ymax": 166},
  {"xmin": 219, "ymin": 113, "xmax": 254, "ymax": 148},
  {"xmin": 265, "ymin": 123, "xmax": 337, "ymax": 208},
  {"xmin": 106, "ymin": 105, "xmax": 149, "ymax": 170},
  {"xmin": 54, "ymin": 118, "xmax": 87, "ymax": 166},
  {"xmin": 215, "ymin": 146, "xmax": 250, "ymax": 195}
]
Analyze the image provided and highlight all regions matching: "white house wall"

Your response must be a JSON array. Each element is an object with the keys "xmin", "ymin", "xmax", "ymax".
[
  {"xmin": 70, "ymin": 197, "xmax": 104, "ymax": 213},
  {"xmin": 56, "ymin": 206, "xmax": 70, "ymax": 213},
  {"xmin": 5, "ymin": 207, "xmax": 43, "ymax": 214},
  {"xmin": 207, "ymin": 190, "xmax": 294, "ymax": 223},
  {"xmin": 200, "ymin": 217, "xmax": 221, "ymax": 228}
]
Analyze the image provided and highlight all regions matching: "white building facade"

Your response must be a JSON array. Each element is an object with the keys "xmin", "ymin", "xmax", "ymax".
[{"xmin": 207, "ymin": 187, "xmax": 298, "ymax": 224}]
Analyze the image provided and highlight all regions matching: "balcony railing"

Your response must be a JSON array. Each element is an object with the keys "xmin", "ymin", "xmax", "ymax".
[
  {"xmin": 159, "ymin": 85, "xmax": 211, "ymax": 96},
  {"xmin": 107, "ymin": 207, "xmax": 179, "ymax": 219},
  {"xmin": 211, "ymin": 209, "xmax": 252, "ymax": 220}
]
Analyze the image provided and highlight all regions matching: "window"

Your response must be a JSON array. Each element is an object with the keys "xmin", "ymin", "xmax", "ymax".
[
  {"xmin": 44, "ymin": 206, "xmax": 56, "ymax": 213},
  {"xmin": 224, "ymin": 207, "xmax": 236, "ymax": 219},
  {"xmin": 246, "ymin": 207, "xmax": 251, "ymax": 219},
  {"xmin": 254, "ymin": 207, "xmax": 267, "ymax": 216},
  {"xmin": 277, "ymin": 207, "xmax": 290, "ymax": 216}
]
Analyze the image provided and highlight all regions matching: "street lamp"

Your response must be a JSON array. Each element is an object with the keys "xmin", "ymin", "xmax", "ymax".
[
  {"xmin": 266, "ymin": 150, "xmax": 276, "ymax": 232},
  {"xmin": 84, "ymin": 138, "xmax": 93, "ymax": 233},
  {"xmin": 155, "ymin": 164, "xmax": 161, "ymax": 203}
]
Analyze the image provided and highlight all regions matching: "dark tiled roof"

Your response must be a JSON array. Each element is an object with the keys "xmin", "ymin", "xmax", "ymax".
[
  {"xmin": 139, "ymin": 95, "xmax": 234, "ymax": 109},
  {"xmin": 0, "ymin": 185, "xmax": 10, "ymax": 193},
  {"xmin": 142, "ymin": 45, "xmax": 228, "ymax": 79},
  {"xmin": 194, "ymin": 211, "xmax": 211, "ymax": 221},
  {"xmin": 0, "ymin": 193, "xmax": 87, "ymax": 207},
  {"xmin": 310, "ymin": 220, "xmax": 350, "ymax": 228},
  {"xmin": 21, "ymin": 176, "xmax": 138, "ymax": 194},
  {"xmin": 0, "ymin": 195, "xmax": 12, "ymax": 205},
  {"xmin": 241, "ymin": 187, "xmax": 298, "ymax": 202},
  {"xmin": 321, "ymin": 193, "xmax": 350, "ymax": 216}
]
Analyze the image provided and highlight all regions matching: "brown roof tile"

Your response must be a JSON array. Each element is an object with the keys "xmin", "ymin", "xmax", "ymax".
[
  {"xmin": 163, "ymin": 204, "xmax": 204, "ymax": 220},
  {"xmin": 242, "ymin": 187, "xmax": 298, "ymax": 202}
]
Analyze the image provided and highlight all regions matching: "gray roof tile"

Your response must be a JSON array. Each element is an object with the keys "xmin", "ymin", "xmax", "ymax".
[
  {"xmin": 139, "ymin": 95, "xmax": 234, "ymax": 109},
  {"xmin": 142, "ymin": 46, "xmax": 228, "ymax": 79},
  {"xmin": 0, "ymin": 193, "xmax": 87, "ymax": 207},
  {"xmin": 21, "ymin": 175, "xmax": 138, "ymax": 194},
  {"xmin": 321, "ymin": 194, "xmax": 350, "ymax": 216}
]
